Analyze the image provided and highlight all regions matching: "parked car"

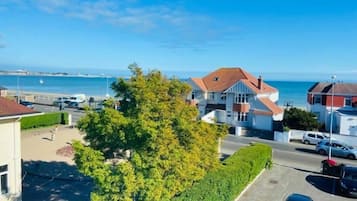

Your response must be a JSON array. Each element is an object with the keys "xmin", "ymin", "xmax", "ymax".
[
  {"xmin": 338, "ymin": 165, "xmax": 357, "ymax": 197},
  {"xmin": 67, "ymin": 102, "xmax": 79, "ymax": 108},
  {"xmin": 53, "ymin": 97, "xmax": 69, "ymax": 106},
  {"xmin": 20, "ymin": 100, "xmax": 34, "ymax": 109},
  {"xmin": 316, "ymin": 139, "xmax": 357, "ymax": 160},
  {"xmin": 285, "ymin": 193, "xmax": 313, "ymax": 201},
  {"xmin": 302, "ymin": 132, "xmax": 327, "ymax": 145}
]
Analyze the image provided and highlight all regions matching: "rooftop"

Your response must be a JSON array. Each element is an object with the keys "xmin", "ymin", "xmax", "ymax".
[
  {"xmin": 0, "ymin": 97, "xmax": 40, "ymax": 118},
  {"xmin": 191, "ymin": 67, "xmax": 277, "ymax": 94},
  {"xmin": 308, "ymin": 82, "xmax": 357, "ymax": 95}
]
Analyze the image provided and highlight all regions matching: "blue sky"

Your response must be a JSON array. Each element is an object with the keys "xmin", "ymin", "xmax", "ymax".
[{"xmin": 0, "ymin": 0, "xmax": 357, "ymax": 81}]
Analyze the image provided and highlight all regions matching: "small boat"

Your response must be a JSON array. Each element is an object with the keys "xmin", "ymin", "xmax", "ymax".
[{"xmin": 39, "ymin": 79, "xmax": 44, "ymax": 84}]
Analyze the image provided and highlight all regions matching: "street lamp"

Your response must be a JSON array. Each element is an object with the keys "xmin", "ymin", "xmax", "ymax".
[
  {"xmin": 328, "ymin": 75, "xmax": 336, "ymax": 160},
  {"xmin": 105, "ymin": 76, "xmax": 110, "ymax": 98},
  {"xmin": 16, "ymin": 76, "xmax": 20, "ymax": 103}
]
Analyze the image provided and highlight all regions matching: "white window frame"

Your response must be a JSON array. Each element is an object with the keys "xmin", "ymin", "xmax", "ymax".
[
  {"xmin": 345, "ymin": 97, "xmax": 352, "ymax": 107},
  {"xmin": 0, "ymin": 164, "xmax": 8, "ymax": 195},
  {"xmin": 235, "ymin": 94, "xmax": 248, "ymax": 104},
  {"xmin": 237, "ymin": 112, "xmax": 248, "ymax": 122},
  {"xmin": 313, "ymin": 95, "xmax": 321, "ymax": 104}
]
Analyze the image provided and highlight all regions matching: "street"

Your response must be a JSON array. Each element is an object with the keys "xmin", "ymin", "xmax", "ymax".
[
  {"xmin": 33, "ymin": 104, "xmax": 85, "ymax": 124},
  {"xmin": 222, "ymin": 135, "xmax": 357, "ymax": 201}
]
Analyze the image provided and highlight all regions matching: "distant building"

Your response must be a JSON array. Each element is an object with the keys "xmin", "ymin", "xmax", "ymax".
[
  {"xmin": 0, "ymin": 97, "xmax": 41, "ymax": 201},
  {"xmin": 307, "ymin": 82, "xmax": 357, "ymax": 135},
  {"xmin": 187, "ymin": 67, "xmax": 283, "ymax": 131},
  {"xmin": 0, "ymin": 86, "xmax": 7, "ymax": 97}
]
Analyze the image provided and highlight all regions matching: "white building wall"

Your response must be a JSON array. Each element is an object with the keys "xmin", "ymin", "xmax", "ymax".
[
  {"xmin": 0, "ymin": 119, "xmax": 22, "ymax": 201},
  {"xmin": 336, "ymin": 113, "xmax": 357, "ymax": 136}
]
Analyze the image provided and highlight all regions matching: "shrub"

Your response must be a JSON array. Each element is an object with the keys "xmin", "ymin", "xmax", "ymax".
[
  {"xmin": 283, "ymin": 107, "xmax": 319, "ymax": 130},
  {"xmin": 21, "ymin": 112, "xmax": 69, "ymax": 130},
  {"xmin": 172, "ymin": 143, "xmax": 272, "ymax": 201}
]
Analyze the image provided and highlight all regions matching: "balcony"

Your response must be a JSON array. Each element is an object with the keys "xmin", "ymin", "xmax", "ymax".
[{"xmin": 233, "ymin": 103, "xmax": 250, "ymax": 113}]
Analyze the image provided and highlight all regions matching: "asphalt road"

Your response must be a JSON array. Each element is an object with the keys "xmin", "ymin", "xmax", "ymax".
[
  {"xmin": 33, "ymin": 104, "xmax": 86, "ymax": 124},
  {"xmin": 222, "ymin": 135, "xmax": 357, "ymax": 171}
]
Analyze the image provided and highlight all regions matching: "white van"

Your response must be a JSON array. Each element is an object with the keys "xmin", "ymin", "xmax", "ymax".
[{"xmin": 68, "ymin": 94, "xmax": 86, "ymax": 103}]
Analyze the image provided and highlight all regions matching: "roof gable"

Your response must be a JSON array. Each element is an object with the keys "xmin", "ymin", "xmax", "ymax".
[
  {"xmin": 190, "ymin": 78, "xmax": 207, "ymax": 91},
  {"xmin": 193, "ymin": 67, "xmax": 277, "ymax": 94},
  {"xmin": 0, "ymin": 97, "xmax": 39, "ymax": 117}
]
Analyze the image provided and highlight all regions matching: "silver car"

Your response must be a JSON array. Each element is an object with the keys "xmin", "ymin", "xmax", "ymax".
[
  {"xmin": 316, "ymin": 139, "xmax": 357, "ymax": 160},
  {"xmin": 302, "ymin": 132, "xmax": 327, "ymax": 145}
]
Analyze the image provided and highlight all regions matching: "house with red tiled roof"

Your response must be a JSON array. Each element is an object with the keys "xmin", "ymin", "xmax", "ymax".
[
  {"xmin": 307, "ymin": 82, "xmax": 357, "ymax": 135},
  {"xmin": 187, "ymin": 67, "xmax": 283, "ymax": 131},
  {"xmin": 0, "ymin": 97, "xmax": 41, "ymax": 200}
]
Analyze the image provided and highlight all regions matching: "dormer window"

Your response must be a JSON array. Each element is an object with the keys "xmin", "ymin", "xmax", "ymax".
[{"xmin": 214, "ymin": 77, "xmax": 219, "ymax": 81}]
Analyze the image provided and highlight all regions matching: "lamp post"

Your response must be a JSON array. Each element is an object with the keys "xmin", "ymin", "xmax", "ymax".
[
  {"xmin": 16, "ymin": 76, "xmax": 20, "ymax": 103},
  {"xmin": 105, "ymin": 76, "xmax": 110, "ymax": 98},
  {"xmin": 328, "ymin": 75, "xmax": 336, "ymax": 160}
]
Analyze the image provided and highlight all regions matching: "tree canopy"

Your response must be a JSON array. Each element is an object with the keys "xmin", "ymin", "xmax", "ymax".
[
  {"xmin": 73, "ymin": 64, "xmax": 227, "ymax": 201},
  {"xmin": 283, "ymin": 107, "xmax": 320, "ymax": 131}
]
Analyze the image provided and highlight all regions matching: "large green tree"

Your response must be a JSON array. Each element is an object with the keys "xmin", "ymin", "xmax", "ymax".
[
  {"xmin": 73, "ymin": 64, "xmax": 227, "ymax": 201},
  {"xmin": 283, "ymin": 107, "xmax": 320, "ymax": 131}
]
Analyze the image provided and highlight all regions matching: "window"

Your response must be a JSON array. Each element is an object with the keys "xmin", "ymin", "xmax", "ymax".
[
  {"xmin": 308, "ymin": 134, "xmax": 314, "ymax": 138},
  {"xmin": 220, "ymin": 93, "xmax": 226, "ymax": 100},
  {"xmin": 345, "ymin": 97, "xmax": 352, "ymax": 107},
  {"xmin": 0, "ymin": 165, "xmax": 8, "ymax": 195},
  {"xmin": 209, "ymin": 92, "xmax": 215, "ymax": 100},
  {"xmin": 235, "ymin": 94, "xmax": 248, "ymax": 103},
  {"xmin": 313, "ymin": 95, "xmax": 321, "ymax": 104},
  {"xmin": 237, "ymin": 112, "xmax": 248, "ymax": 122}
]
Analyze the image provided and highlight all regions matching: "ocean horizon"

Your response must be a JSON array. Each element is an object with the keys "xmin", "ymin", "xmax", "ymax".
[{"xmin": 0, "ymin": 75, "xmax": 316, "ymax": 108}]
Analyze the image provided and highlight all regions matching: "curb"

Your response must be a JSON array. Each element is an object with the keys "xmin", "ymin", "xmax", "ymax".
[{"xmin": 234, "ymin": 168, "xmax": 266, "ymax": 201}]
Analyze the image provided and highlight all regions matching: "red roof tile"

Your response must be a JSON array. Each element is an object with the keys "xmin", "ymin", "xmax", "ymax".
[
  {"xmin": 258, "ymin": 97, "xmax": 284, "ymax": 115},
  {"xmin": 309, "ymin": 82, "xmax": 357, "ymax": 95},
  {"xmin": 0, "ymin": 97, "xmax": 38, "ymax": 117},
  {"xmin": 191, "ymin": 78, "xmax": 207, "ymax": 91},
  {"xmin": 191, "ymin": 67, "xmax": 277, "ymax": 94}
]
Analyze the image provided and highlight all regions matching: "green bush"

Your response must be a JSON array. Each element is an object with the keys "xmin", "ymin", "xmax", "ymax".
[
  {"xmin": 21, "ymin": 112, "xmax": 69, "ymax": 130},
  {"xmin": 172, "ymin": 143, "xmax": 272, "ymax": 201}
]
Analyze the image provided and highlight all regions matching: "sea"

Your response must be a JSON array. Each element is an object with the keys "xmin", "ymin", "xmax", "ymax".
[{"xmin": 0, "ymin": 75, "xmax": 315, "ymax": 108}]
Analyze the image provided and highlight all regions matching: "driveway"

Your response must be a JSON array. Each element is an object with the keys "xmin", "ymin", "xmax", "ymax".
[{"xmin": 238, "ymin": 163, "xmax": 355, "ymax": 201}]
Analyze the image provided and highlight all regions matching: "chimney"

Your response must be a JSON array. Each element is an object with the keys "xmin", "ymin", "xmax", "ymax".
[{"xmin": 258, "ymin": 76, "xmax": 262, "ymax": 90}]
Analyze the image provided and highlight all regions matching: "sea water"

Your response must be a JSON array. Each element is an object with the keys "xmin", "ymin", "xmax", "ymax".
[{"xmin": 0, "ymin": 75, "xmax": 316, "ymax": 108}]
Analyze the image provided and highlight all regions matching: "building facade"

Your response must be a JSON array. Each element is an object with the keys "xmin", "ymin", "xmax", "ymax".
[
  {"xmin": 307, "ymin": 82, "xmax": 357, "ymax": 135},
  {"xmin": 187, "ymin": 68, "xmax": 283, "ymax": 131},
  {"xmin": 0, "ymin": 97, "xmax": 40, "ymax": 201},
  {"xmin": 0, "ymin": 86, "xmax": 7, "ymax": 97}
]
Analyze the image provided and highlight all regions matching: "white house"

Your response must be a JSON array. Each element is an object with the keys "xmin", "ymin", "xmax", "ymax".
[
  {"xmin": 0, "ymin": 97, "xmax": 41, "ymax": 201},
  {"xmin": 187, "ymin": 67, "xmax": 283, "ymax": 131}
]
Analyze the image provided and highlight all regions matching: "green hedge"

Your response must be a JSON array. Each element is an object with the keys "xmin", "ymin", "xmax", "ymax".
[
  {"xmin": 21, "ymin": 112, "xmax": 69, "ymax": 130},
  {"xmin": 172, "ymin": 143, "xmax": 272, "ymax": 201}
]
